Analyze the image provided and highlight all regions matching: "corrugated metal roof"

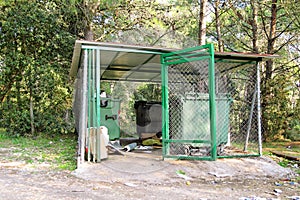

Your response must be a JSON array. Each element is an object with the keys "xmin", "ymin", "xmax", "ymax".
[{"xmin": 70, "ymin": 40, "xmax": 278, "ymax": 82}]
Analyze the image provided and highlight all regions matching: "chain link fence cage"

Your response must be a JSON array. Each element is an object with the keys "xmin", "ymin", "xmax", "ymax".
[
  {"xmin": 161, "ymin": 44, "xmax": 261, "ymax": 160},
  {"xmin": 73, "ymin": 43, "xmax": 263, "ymax": 163}
]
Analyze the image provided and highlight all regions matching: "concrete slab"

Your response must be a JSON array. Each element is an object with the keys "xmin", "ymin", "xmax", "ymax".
[{"xmin": 73, "ymin": 151, "xmax": 294, "ymax": 185}]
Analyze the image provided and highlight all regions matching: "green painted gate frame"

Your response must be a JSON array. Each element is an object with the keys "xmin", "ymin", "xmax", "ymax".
[{"xmin": 161, "ymin": 44, "xmax": 218, "ymax": 161}]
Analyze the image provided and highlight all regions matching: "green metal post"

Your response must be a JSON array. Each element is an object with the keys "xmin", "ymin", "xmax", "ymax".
[
  {"xmin": 88, "ymin": 50, "xmax": 92, "ymax": 128},
  {"xmin": 92, "ymin": 50, "xmax": 96, "ymax": 127},
  {"xmin": 96, "ymin": 49, "xmax": 101, "ymax": 162},
  {"xmin": 208, "ymin": 44, "xmax": 217, "ymax": 161},
  {"xmin": 161, "ymin": 55, "xmax": 169, "ymax": 158},
  {"xmin": 96, "ymin": 49, "xmax": 101, "ymax": 127}
]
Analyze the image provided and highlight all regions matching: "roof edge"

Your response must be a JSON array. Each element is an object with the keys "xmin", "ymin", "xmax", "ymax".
[
  {"xmin": 74, "ymin": 40, "xmax": 176, "ymax": 52},
  {"xmin": 215, "ymin": 51, "xmax": 279, "ymax": 61},
  {"xmin": 69, "ymin": 41, "xmax": 82, "ymax": 78}
]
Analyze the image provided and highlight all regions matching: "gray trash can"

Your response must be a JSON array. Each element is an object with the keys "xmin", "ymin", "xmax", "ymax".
[{"xmin": 134, "ymin": 101, "xmax": 162, "ymax": 138}]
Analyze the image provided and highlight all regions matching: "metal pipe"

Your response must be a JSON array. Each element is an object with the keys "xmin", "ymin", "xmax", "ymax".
[
  {"xmin": 96, "ymin": 127, "xmax": 101, "ymax": 162},
  {"xmin": 208, "ymin": 44, "xmax": 217, "ymax": 161},
  {"xmin": 87, "ymin": 50, "xmax": 92, "ymax": 162},
  {"xmin": 163, "ymin": 155, "xmax": 214, "ymax": 161},
  {"xmin": 91, "ymin": 50, "xmax": 97, "ymax": 162},
  {"xmin": 92, "ymin": 50, "xmax": 96, "ymax": 127},
  {"xmin": 78, "ymin": 49, "xmax": 88, "ymax": 166},
  {"xmin": 96, "ymin": 49, "xmax": 101, "ymax": 162},
  {"xmin": 244, "ymin": 87, "xmax": 257, "ymax": 151},
  {"xmin": 256, "ymin": 61, "xmax": 263, "ymax": 156},
  {"xmin": 96, "ymin": 49, "xmax": 101, "ymax": 127},
  {"xmin": 217, "ymin": 154, "xmax": 260, "ymax": 159},
  {"xmin": 161, "ymin": 54, "xmax": 169, "ymax": 158}
]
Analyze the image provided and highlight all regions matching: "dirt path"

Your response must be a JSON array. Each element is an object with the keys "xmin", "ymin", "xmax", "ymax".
[
  {"xmin": 0, "ymin": 165, "xmax": 299, "ymax": 200},
  {"xmin": 1, "ymin": 152, "xmax": 300, "ymax": 200}
]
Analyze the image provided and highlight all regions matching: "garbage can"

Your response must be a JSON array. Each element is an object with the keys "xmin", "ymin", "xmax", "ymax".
[
  {"xmin": 134, "ymin": 101, "xmax": 162, "ymax": 138},
  {"xmin": 181, "ymin": 93, "xmax": 232, "ymax": 145},
  {"xmin": 100, "ymin": 98, "xmax": 121, "ymax": 140}
]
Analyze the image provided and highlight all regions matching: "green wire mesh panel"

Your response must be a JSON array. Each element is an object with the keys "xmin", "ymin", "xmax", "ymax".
[
  {"xmin": 168, "ymin": 61, "xmax": 212, "ymax": 158},
  {"xmin": 161, "ymin": 45, "xmax": 216, "ymax": 160},
  {"xmin": 162, "ymin": 45, "xmax": 261, "ymax": 160},
  {"xmin": 215, "ymin": 60, "xmax": 260, "ymax": 158}
]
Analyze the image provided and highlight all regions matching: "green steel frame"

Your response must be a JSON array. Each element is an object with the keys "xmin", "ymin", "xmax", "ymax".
[{"xmin": 161, "ymin": 44, "xmax": 217, "ymax": 161}]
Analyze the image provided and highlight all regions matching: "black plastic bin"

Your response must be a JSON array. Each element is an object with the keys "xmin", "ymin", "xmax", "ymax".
[{"xmin": 134, "ymin": 101, "xmax": 162, "ymax": 138}]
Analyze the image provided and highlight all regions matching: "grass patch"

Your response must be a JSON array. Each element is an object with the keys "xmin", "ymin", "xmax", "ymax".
[
  {"xmin": 264, "ymin": 141, "xmax": 300, "ymax": 157},
  {"xmin": 0, "ymin": 129, "xmax": 77, "ymax": 171}
]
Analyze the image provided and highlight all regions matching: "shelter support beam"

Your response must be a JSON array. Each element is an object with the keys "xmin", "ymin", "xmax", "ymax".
[
  {"xmin": 256, "ymin": 61, "xmax": 263, "ymax": 156},
  {"xmin": 208, "ymin": 44, "xmax": 217, "ymax": 161},
  {"xmin": 77, "ymin": 49, "xmax": 88, "ymax": 167},
  {"xmin": 244, "ymin": 85, "xmax": 257, "ymax": 151}
]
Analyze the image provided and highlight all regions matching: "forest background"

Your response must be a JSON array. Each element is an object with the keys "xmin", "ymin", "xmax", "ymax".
[{"xmin": 0, "ymin": 0, "xmax": 299, "ymax": 142}]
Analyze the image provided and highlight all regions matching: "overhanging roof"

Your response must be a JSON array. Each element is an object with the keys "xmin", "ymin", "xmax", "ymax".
[{"xmin": 70, "ymin": 40, "xmax": 278, "ymax": 82}]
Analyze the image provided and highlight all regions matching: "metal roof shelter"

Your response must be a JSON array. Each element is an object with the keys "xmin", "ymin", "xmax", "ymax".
[
  {"xmin": 70, "ymin": 40, "xmax": 277, "ymax": 82},
  {"xmin": 70, "ymin": 40, "xmax": 277, "ymax": 167},
  {"xmin": 70, "ymin": 41, "xmax": 174, "ymax": 82}
]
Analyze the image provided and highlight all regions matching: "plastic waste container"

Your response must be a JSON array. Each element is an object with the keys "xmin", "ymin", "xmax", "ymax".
[
  {"xmin": 134, "ymin": 101, "xmax": 162, "ymax": 138},
  {"xmin": 100, "ymin": 98, "xmax": 121, "ymax": 140},
  {"xmin": 180, "ymin": 93, "xmax": 232, "ymax": 145}
]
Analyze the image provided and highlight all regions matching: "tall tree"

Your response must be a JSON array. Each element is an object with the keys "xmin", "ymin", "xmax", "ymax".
[
  {"xmin": 198, "ymin": 0, "xmax": 208, "ymax": 45},
  {"xmin": 203, "ymin": 0, "xmax": 300, "ymax": 140},
  {"xmin": 212, "ymin": 0, "xmax": 224, "ymax": 52},
  {"xmin": 80, "ymin": 0, "xmax": 101, "ymax": 40},
  {"xmin": 0, "ymin": 0, "xmax": 76, "ymax": 136}
]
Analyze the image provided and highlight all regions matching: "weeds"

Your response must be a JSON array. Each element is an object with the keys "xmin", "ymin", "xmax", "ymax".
[{"xmin": 0, "ymin": 129, "xmax": 77, "ymax": 171}]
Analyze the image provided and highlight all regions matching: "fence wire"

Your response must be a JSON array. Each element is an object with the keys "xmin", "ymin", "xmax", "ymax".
[
  {"xmin": 165, "ymin": 55, "xmax": 260, "ymax": 159},
  {"xmin": 167, "ymin": 60, "xmax": 213, "ymax": 158},
  {"xmin": 216, "ymin": 61, "xmax": 259, "ymax": 157}
]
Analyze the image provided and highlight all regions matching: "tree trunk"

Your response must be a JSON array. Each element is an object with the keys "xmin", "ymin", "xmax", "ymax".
[
  {"xmin": 214, "ymin": 0, "xmax": 223, "ymax": 52},
  {"xmin": 265, "ymin": 0, "xmax": 277, "ymax": 80},
  {"xmin": 262, "ymin": 0, "xmax": 277, "ymax": 141},
  {"xmin": 30, "ymin": 86, "xmax": 35, "ymax": 135},
  {"xmin": 84, "ymin": 24, "xmax": 94, "ymax": 41},
  {"xmin": 82, "ymin": 1, "xmax": 101, "ymax": 41},
  {"xmin": 198, "ymin": 0, "xmax": 208, "ymax": 45},
  {"xmin": 251, "ymin": 0, "xmax": 259, "ymax": 53}
]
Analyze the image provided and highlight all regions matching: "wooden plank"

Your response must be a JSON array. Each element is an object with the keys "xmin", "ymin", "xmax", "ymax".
[{"xmin": 271, "ymin": 150, "xmax": 300, "ymax": 161}]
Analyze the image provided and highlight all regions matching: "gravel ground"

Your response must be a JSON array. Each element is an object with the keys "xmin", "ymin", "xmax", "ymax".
[{"xmin": 0, "ymin": 149, "xmax": 300, "ymax": 200}]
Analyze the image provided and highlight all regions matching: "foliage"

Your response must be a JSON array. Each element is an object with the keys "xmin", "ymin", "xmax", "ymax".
[
  {"xmin": 0, "ymin": 0, "xmax": 299, "ymax": 143},
  {"xmin": 206, "ymin": 0, "xmax": 300, "ymax": 140},
  {"xmin": 285, "ymin": 119, "xmax": 300, "ymax": 141},
  {"xmin": 110, "ymin": 81, "xmax": 141, "ymax": 136},
  {"xmin": 0, "ymin": 1, "xmax": 76, "ymax": 136},
  {"xmin": 262, "ymin": 72, "xmax": 299, "ymax": 141},
  {"xmin": 132, "ymin": 84, "xmax": 161, "ymax": 102},
  {"xmin": 89, "ymin": 0, "xmax": 198, "ymax": 48}
]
